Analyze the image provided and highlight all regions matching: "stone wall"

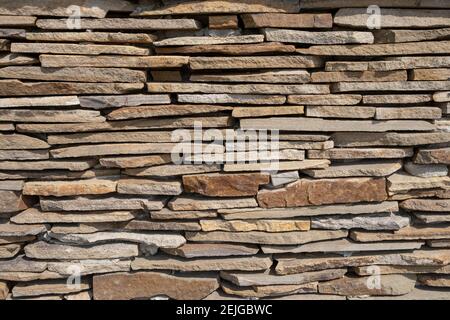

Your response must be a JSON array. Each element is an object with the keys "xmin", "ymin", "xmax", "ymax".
[{"xmin": 0, "ymin": 0, "xmax": 450, "ymax": 300}]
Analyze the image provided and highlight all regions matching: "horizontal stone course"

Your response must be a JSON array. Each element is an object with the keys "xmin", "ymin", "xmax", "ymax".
[{"xmin": 1, "ymin": 0, "xmax": 449, "ymax": 301}]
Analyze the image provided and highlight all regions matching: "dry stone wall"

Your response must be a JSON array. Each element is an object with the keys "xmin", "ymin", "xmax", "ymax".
[{"xmin": 0, "ymin": 0, "xmax": 450, "ymax": 300}]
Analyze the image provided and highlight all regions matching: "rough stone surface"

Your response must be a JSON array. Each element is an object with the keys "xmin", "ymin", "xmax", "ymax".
[{"xmin": 93, "ymin": 272, "xmax": 218, "ymax": 300}]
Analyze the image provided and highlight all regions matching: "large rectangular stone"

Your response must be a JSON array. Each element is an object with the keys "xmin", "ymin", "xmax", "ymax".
[
  {"xmin": 375, "ymin": 107, "xmax": 442, "ymax": 120},
  {"xmin": 40, "ymin": 195, "xmax": 167, "ymax": 211},
  {"xmin": 131, "ymin": 255, "xmax": 272, "ymax": 272},
  {"xmin": 23, "ymin": 179, "xmax": 117, "ymax": 197},
  {"xmin": 155, "ymin": 42, "xmax": 296, "ymax": 55},
  {"xmin": 0, "ymin": 109, "xmax": 105, "ymax": 123},
  {"xmin": 132, "ymin": 0, "xmax": 301, "ymax": 15},
  {"xmin": 288, "ymin": 94, "xmax": 362, "ymax": 105},
  {"xmin": 240, "ymin": 118, "xmax": 435, "ymax": 132},
  {"xmin": 264, "ymin": 28, "xmax": 374, "ymax": 44},
  {"xmin": 183, "ymin": 173, "xmax": 269, "ymax": 197},
  {"xmin": 154, "ymin": 35, "xmax": 264, "ymax": 46},
  {"xmin": 169, "ymin": 195, "xmax": 258, "ymax": 211},
  {"xmin": 0, "ymin": 15, "xmax": 36, "ymax": 26},
  {"xmin": 335, "ymin": 8, "xmax": 450, "ymax": 28},
  {"xmin": 297, "ymin": 41, "xmax": 450, "ymax": 56},
  {"xmin": 147, "ymin": 82, "xmax": 329, "ymax": 95},
  {"xmin": 0, "ymin": 80, "xmax": 143, "ymax": 96},
  {"xmin": 374, "ymin": 28, "xmax": 450, "ymax": 43},
  {"xmin": 26, "ymin": 32, "xmax": 156, "ymax": 43},
  {"xmin": 332, "ymin": 132, "xmax": 450, "ymax": 147},
  {"xmin": 11, "ymin": 43, "xmax": 149, "ymax": 55},
  {"xmin": 93, "ymin": 272, "xmax": 218, "ymax": 300},
  {"xmin": 311, "ymin": 71, "xmax": 407, "ymax": 82},
  {"xmin": 308, "ymin": 148, "xmax": 413, "ymax": 159},
  {"xmin": 186, "ymin": 230, "xmax": 347, "ymax": 245},
  {"xmin": 36, "ymin": 18, "xmax": 201, "ymax": 30},
  {"xmin": 190, "ymin": 70, "xmax": 311, "ymax": 83},
  {"xmin": 0, "ymin": 0, "xmax": 134, "ymax": 18},
  {"xmin": 16, "ymin": 116, "xmax": 231, "ymax": 133},
  {"xmin": 242, "ymin": 13, "xmax": 332, "ymax": 28},
  {"xmin": 0, "ymin": 67, "xmax": 146, "ymax": 83},
  {"xmin": 189, "ymin": 56, "xmax": 323, "ymax": 70},
  {"xmin": 332, "ymin": 81, "xmax": 450, "ymax": 92},
  {"xmin": 40, "ymin": 55, "xmax": 189, "ymax": 68},
  {"xmin": 178, "ymin": 94, "xmax": 286, "ymax": 105},
  {"xmin": 257, "ymin": 177, "xmax": 387, "ymax": 208}
]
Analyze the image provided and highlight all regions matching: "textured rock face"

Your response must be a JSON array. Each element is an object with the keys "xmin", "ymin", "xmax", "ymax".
[
  {"xmin": 1, "ymin": 0, "xmax": 450, "ymax": 302},
  {"xmin": 257, "ymin": 178, "xmax": 387, "ymax": 208},
  {"xmin": 93, "ymin": 272, "xmax": 219, "ymax": 300}
]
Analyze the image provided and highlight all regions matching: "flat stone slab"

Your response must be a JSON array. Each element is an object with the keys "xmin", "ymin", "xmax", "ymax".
[
  {"xmin": 186, "ymin": 230, "xmax": 347, "ymax": 245},
  {"xmin": 261, "ymin": 238, "xmax": 424, "ymax": 254},
  {"xmin": 219, "ymin": 201, "xmax": 399, "ymax": 219},
  {"xmin": 40, "ymin": 195, "xmax": 168, "ymax": 212},
  {"xmin": 93, "ymin": 272, "xmax": 218, "ymax": 300},
  {"xmin": 162, "ymin": 243, "xmax": 260, "ymax": 258},
  {"xmin": 264, "ymin": 28, "xmax": 374, "ymax": 44},
  {"xmin": 131, "ymin": 255, "xmax": 272, "ymax": 272},
  {"xmin": 24, "ymin": 241, "xmax": 139, "ymax": 260}
]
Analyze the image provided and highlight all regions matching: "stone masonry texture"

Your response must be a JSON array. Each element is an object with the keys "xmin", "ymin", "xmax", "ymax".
[{"xmin": 0, "ymin": 0, "xmax": 449, "ymax": 301}]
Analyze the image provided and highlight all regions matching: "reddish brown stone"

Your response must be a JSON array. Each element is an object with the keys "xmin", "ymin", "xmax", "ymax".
[
  {"xmin": 183, "ymin": 173, "xmax": 270, "ymax": 197},
  {"xmin": 93, "ymin": 272, "xmax": 218, "ymax": 300},
  {"xmin": 257, "ymin": 178, "xmax": 387, "ymax": 208}
]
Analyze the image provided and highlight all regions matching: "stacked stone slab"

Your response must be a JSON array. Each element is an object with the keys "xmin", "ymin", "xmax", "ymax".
[{"xmin": 0, "ymin": 0, "xmax": 449, "ymax": 300}]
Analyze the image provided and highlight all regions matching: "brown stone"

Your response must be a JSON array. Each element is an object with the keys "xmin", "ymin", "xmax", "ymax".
[
  {"xmin": 335, "ymin": 8, "xmax": 450, "ymax": 28},
  {"xmin": 100, "ymin": 155, "xmax": 172, "ymax": 169},
  {"xmin": 209, "ymin": 15, "xmax": 238, "ymax": 29},
  {"xmin": 288, "ymin": 94, "xmax": 362, "ymax": 105},
  {"xmin": 11, "ymin": 43, "xmax": 149, "ymax": 56},
  {"xmin": 221, "ymin": 281, "xmax": 317, "ymax": 298},
  {"xmin": 242, "ymin": 13, "xmax": 332, "ymax": 28},
  {"xmin": 415, "ymin": 147, "xmax": 450, "ymax": 165},
  {"xmin": 308, "ymin": 148, "xmax": 413, "ymax": 159},
  {"xmin": 0, "ymin": 66, "xmax": 146, "ymax": 83},
  {"xmin": 131, "ymin": 255, "xmax": 272, "ymax": 272},
  {"xmin": 132, "ymin": 0, "xmax": 301, "ymax": 15},
  {"xmin": 11, "ymin": 208, "xmax": 136, "ymax": 224},
  {"xmin": 162, "ymin": 243, "xmax": 259, "ymax": 258},
  {"xmin": 117, "ymin": 179, "xmax": 182, "ymax": 196},
  {"xmin": 26, "ymin": 32, "xmax": 156, "ymax": 43},
  {"xmin": 189, "ymin": 56, "xmax": 323, "ymax": 70},
  {"xmin": 25, "ymin": 241, "xmax": 138, "ymax": 260},
  {"xmin": 169, "ymin": 195, "xmax": 258, "ymax": 211},
  {"xmin": 0, "ymin": 0, "xmax": 134, "ymax": 18},
  {"xmin": 107, "ymin": 105, "xmax": 231, "ymax": 120},
  {"xmin": 351, "ymin": 226, "xmax": 450, "ymax": 242},
  {"xmin": 0, "ymin": 53, "xmax": 37, "ymax": 66},
  {"xmin": 36, "ymin": 18, "xmax": 201, "ymax": 30},
  {"xmin": 0, "ymin": 80, "xmax": 143, "ymax": 96},
  {"xmin": 23, "ymin": 179, "xmax": 117, "ymax": 197},
  {"xmin": 0, "ymin": 134, "xmax": 48, "ymax": 150},
  {"xmin": 155, "ymin": 42, "xmax": 296, "ymax": 55},
  {"xmin": 297, "ymin": 41, "xmax": 450, "ymax": 56},
  {"xmin": 418, "ymin": 275, "xmax": 450, "ymax": 287},
  {"xmin": 318, "ymin": 275, "xmax": 416, "ymax": 296},
  {"xmin": 183, "ymin": 173, "xmax": 269, "ymax": 197},
  {"xmin": 40, "ymin": 55, "xmax": 189, "ymax": 68},
  {"xmin": 200, "ymin": 218, "xmax": 311, "ymax": 232},
  {"xmin": 311, "ymin": 70, "xmax": 406, "ymax": 82},
  {"xmin": 257, "ymin": 178, "xmax": 387, "ymax": 209},
  {"xmin": 12, "ymin": 279, "xmax": 90, "ymax": 298},
  {"xmin": 93, "ymin": 272, "xmax": 218, "ymax": 300},
  {"xmin": 0, "ymin": 191, "xmax": 34, "ymax": 213},
  {"xmin": 401, "ymin": 199, "xmax": 450, "ymax": 212},
  {"xmin": 186, "ymin": 230, "xmax": 347, "ymax": 245}
]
